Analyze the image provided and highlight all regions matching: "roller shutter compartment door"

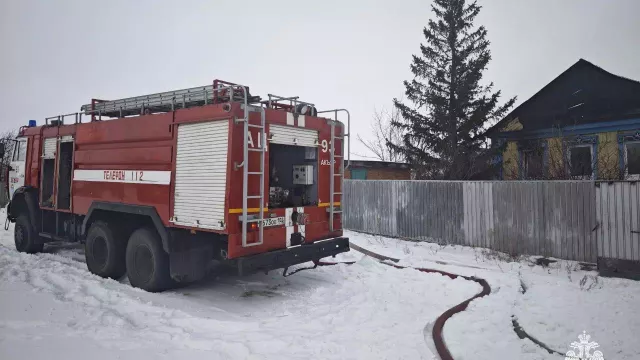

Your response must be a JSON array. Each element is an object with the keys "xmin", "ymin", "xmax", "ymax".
[
  {"xmin": 269, "ymin": 124, "xmax": 318, "ymax": 147},
  {"xmin": 173, "ymin": 120, "xmax": 230, "ymax": 230}
]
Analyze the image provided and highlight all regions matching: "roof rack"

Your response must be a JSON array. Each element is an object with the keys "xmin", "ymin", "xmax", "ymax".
[
  {"xmin": 75, "ymin": 79, "xmax": 323, "ymax": 121},
  {"xmin": 80, "ymin": 81, "xmax": 261, "ymax": 118},
  {"xmin": 262, "ymin": 94, "xmax": 318, "ymax": 116}
]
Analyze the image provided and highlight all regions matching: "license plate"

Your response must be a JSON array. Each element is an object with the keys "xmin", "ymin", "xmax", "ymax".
[{"xmin": 262, "ymin": 216, "xmax": 285, "ymax": 227}]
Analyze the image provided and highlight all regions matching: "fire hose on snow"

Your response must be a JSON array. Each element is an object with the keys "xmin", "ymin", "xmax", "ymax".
[{"xmin": 285, "ymin": 242, "xmax": 492, "ymax": 360}]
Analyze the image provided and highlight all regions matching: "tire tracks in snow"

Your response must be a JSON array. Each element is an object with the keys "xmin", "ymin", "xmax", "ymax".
[
  {"xmin": 0, "ymin": 244, "xmax": 257, "ymax": 356},
  {"xmin": 2, "ymin": 239, "xmax": 487, "ymax": 359}
]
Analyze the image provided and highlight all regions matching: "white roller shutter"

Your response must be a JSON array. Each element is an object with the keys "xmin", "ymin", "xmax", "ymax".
[
  {"xmin": 173, "ymin": 120, "xmax": 229, "ymax": 230},
  {"xmin": 43, "ymin": 138, "xmax": 57, "ymax": 159},
  {"xmin": 269, "ymin": 124, "xmax": 318, "ymax": 147}
]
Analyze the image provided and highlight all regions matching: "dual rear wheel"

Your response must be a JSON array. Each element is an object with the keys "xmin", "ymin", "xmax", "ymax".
[{"xmin": 84, "ymin": 222, "xmax": 172, "ymax": 292}]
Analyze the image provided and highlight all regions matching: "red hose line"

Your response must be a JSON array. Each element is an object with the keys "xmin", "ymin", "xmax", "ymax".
[{"xmin": 317, "ymin": 242, "xmax": 491, "ymax": 360}]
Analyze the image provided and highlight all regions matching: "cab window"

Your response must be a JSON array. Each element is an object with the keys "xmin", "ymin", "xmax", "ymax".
[{"xmin": 12, "ymin": 140, "xmax": 27, "ymax": 162}]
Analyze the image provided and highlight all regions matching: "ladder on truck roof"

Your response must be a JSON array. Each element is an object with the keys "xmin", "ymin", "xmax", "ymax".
[
  {"xmin": 79, "ymin": 82, "xmax": 261, "ymax": 119},
  {"xmin": 318, "ymin": 109, "xmax": 350, "ymax": 232}
]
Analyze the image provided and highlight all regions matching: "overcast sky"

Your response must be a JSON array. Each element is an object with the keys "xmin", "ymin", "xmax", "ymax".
[{"xmin": 1, "ymin": 0, "xmax": 639, "ymax": 159}]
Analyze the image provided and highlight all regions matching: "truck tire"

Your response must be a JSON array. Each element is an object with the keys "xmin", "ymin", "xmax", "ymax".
[
  {"xmin": 14, "ymin": 215, "xmax": 44, "ymax": 254},
  {"xmin": 125, "ymin": 227, "xmax": 172, "ymax": 292},
  {"xmin": 85, "ymin": 221, "xmax": 127, "ymax": 280}
]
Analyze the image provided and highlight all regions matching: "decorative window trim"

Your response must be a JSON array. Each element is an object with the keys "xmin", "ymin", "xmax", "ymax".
[
  {"xmin": 617, "ymin": 130, "xmax": 640, "ymax": 144},
  {"xmin": 564, "ymin": 134, "xmax": 598, "ymax": 180},
  {"xmin": 570, "ymin": 134, "xmax": 598, "ymax": 145},
  {"xmin": 567, "ymin": 144, "xmax": 594, "ymax": 180},
  {"xmin": 517, "ymin": 139, "xmax": 547, "ymax": 179},
  {"xmin": 492, "ymin": 138, "xmax": 505, "ymax": 180},
  {"xmin": 622, "ymin": 141, "xmax": 640, "ymax": 180},
  {"xmin": 618, "ymin": 131, "xmax": 640, "ymax": 179}
]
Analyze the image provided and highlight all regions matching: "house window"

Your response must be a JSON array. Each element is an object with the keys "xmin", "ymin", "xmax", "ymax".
[
  {"xmin": 625, "ymin": 142, "xmax": 640, "ymax": 179},
  {"xmin": 350, "ymin": 168, "xmax": 367, "ymax": 180},
  {"xmin": 518, "ymin": 140, "xmax": 546, "ymax": 179},
  {"xmin": 568, "ymin": 145, "xmax": 593, "ymax": 178},
  {"xmin": 522, "ymin": 149, "xmax": 544, "ymax": 179}
]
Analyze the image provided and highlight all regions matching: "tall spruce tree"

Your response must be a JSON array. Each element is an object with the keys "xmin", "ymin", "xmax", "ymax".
[{"xmin": 390, "ymin": 0, "xmax": 515, "ymax": 179}]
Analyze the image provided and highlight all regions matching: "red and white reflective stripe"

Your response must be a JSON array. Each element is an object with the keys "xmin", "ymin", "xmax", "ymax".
[
  {"xmin": 285, "ymin": 207, "xmax": 294, "ymax": 247},
  {"xmin": 285, "ymin": 207, "xmax": 306, "ymax": 247},
  {"xmin": 297, "ymin": 206, "xmax": 306, "ymax": 239},
  {"xmin": 73, "ymin": 170, "xmax": 171, "ymax": 185}
]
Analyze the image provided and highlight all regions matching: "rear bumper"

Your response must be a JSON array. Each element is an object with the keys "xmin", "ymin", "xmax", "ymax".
[{"xmin": 235, "ymin": 237, "xmax": 350, "ymax": 276}]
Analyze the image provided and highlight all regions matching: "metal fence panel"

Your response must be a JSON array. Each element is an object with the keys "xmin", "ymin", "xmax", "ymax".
[
  {"xmin": 462, "ymin": 182, "xmax": 493, "ymax": 248},
  {"xmin": 596, "ymin": 182, "xmax": 640, "ymax": 261},
  {"xmin": 344, "ymin": 180, "xmax": 601, "ymax": 262}
]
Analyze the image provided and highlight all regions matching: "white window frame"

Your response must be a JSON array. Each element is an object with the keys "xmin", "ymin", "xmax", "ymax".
[
  {"xmin": 12, "ymin": 138, "xmax": 27, "ymax": 162},
  {"xmin": 567, "ymin": 144, "xmax": 594, "ymax": 180},
  {"xmin": 11, "ymin": 141, "xmax": 20, "ymax": 162},
  {"xmin": 623, "ymin": 141, "xmax": 640, "ymax": 180}
]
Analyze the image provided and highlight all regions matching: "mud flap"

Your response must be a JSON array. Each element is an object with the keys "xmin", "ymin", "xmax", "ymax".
[
  {"xmin": 169, "ymin": 248, "xmax": 212, "ymax": 283},
  {"xmin": 168, "ymin": 233, "xmax": 216, "ymax": 283}
]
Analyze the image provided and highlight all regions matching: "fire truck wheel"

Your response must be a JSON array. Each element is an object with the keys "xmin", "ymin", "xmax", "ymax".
[
  {"xmin": 125, "ymin": 227, "xmax": 172, "ymax": 292},
  {"xmin": 14, "ymin": 215, "xmax": 44, "ymax": 254},
  {"xmin": 85, "ymin": 221, "xmax": 127, "ymax": 280}
]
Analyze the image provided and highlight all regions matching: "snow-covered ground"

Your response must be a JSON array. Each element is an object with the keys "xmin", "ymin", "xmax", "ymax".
[
  {"xmin": 1, "ymin": 222, "xmax": 638, "ymax": 360},
  {"xmin": 350, "ymin": 231, "xmax": 640, "ymax": 360},
  {"xmin": 0, "ymin": 223, "xmax": 478, "ymax": 360}
]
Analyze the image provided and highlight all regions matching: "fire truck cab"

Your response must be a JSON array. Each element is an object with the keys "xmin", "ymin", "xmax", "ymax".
[{"xmin": 5, "ymin": 80, "xmax": 350, "ymax": 292}]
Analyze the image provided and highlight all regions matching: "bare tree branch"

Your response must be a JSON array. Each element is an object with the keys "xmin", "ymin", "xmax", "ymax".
[
  {"xmin": 352, "ymin": 151, "xmax": 386, "ymax": 160},
  {"xmin": 0, "ymin": 129, "xmax": 17, "ymax": 169},
  {"xmin": 357, "ymin": 106, "xmax": 404, "ymax": 162},
  {"xmin": 0, "ymin": 129, "xmax": 17, "ymax": 207}
]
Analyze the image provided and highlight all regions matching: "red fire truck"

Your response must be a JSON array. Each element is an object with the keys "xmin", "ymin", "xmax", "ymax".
[{"xmin": 3, "ymin": 79, "xmax": 350, "ymax": 292}]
